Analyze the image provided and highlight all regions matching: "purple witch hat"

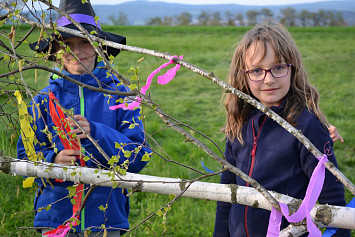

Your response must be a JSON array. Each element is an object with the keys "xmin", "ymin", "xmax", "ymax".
[{"xmin": 29, "ymin": 0, "xmax": 126, "ymax": 60}]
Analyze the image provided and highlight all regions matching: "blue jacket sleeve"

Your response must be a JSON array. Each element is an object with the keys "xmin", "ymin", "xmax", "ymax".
[
  {"xmin": 214, "ymin": 139, "xmax": 235, "ymax": 237},
  {"xmin": 299, "ymin": 117, "xmax": 350, "ymax": 237},
  {"xmin": 81, "ymin": 107, "xmax": 150, "ymax": 173}
]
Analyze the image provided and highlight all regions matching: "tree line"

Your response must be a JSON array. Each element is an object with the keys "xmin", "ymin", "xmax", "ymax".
[{"xmin": 109, "ymin": 7, "xmax": 347, "ymax": 27}]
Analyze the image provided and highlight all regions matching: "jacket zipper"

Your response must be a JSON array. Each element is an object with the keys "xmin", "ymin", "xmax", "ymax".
[
  {"xmin": 79, "ymin": 86, "xmax": 85, "ymax": 233},
  {"xmin": 244, "ymin": 115, "xmax": 267, "ymax": 237}
]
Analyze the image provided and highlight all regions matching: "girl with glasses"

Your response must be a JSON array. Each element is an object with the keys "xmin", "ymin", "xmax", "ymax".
[{"xmin": 213, "ymin": 19, "xmax": 349, "ymax": 237}]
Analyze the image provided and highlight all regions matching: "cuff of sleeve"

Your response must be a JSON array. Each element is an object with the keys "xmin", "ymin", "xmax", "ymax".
[{"xmin": 45, "ymin": 149, "xmax": 57, "ymax": 163}]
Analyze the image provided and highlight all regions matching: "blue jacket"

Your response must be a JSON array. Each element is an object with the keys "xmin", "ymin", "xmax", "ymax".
[
  {"xmin": 214, "ymin": 104, "xmax": 349, "ymax": 237},
  {"xmin": 17, "ymin": 61, "xmax": 150, "ymax": 233}
]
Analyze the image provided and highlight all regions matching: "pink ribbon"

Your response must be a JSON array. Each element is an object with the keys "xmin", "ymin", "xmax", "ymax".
[
  {"xmin": 109, "ymin": 55, "xmax": 183, "ymax": 111},
  {"xmin": 266, "ymin": 154, "xmax": 328, "ymax": 237},
  {"xmin": 43, "ymin": 215, "xmax": 78, "ymax": 237}
]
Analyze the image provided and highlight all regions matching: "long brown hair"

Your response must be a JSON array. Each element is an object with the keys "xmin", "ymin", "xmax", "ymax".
[{"xmin": 223, "ymin": 19, "xmax": 328, "ymax": 144}]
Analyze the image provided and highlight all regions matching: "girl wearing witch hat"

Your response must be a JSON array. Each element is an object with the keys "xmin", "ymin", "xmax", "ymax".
[{"xmin": 17, "ymin": 0, "xmax": 150, "ymax": 236}]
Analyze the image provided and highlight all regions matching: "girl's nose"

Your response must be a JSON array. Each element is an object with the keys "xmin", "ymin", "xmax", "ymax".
[
  {"xmin": 263, "ymin": 71, "xmax": 276, "ymax": 84},
  {"xmin": 70, "ymin": 43, "xmax": 80, "ymax": 55}
]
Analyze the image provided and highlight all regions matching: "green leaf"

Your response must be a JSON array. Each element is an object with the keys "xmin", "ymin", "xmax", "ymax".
[
  {"xmin": 92, "ymin": 42, "xmax": 99, "ymax": 48},
  {"xmin": 98, "ymin": 205, "xmax": 106, "ymax": 211},
  {"xmin": 128, "ymin": 124, "xmax": 135, "ymax": 129},
  {"xmin": 156, "ymin": 210, "xmax": 163, "ymax": 216},
  {"xmin": 119, "ymin": 169, "xmax": 126, "ymax": 175},
  {"xmin": 46, "ymin": 205, "xmax": 52, "ymax": 211},
  {"xmin": 141, "ymin": 152, "xmax": 151, "ymax": 162},
  {"xmin": 67, "ymin": 186, "xmax": 76, "ymax": 197},
  {"xmin": 129, "ymin": 84, "xmax": 137, "ymax": 91},
  {"xmin": 124, "ymin": 150, "xmax": 131, "ymax": 158},
  {"xmin": 112, "ymin": 181, "xmax": 118, "ymax": 189}
]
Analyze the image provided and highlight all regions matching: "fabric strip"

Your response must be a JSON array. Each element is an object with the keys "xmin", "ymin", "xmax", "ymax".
[
  {"xmin": 109, "ymin": 55, "xmax": 183, "ymax": 111},
  {"xmin": 57, "ymin": 13, "xmax": 101, "ymax": 29},
  {"xmin": 266, "ymin": 154, "xmax": 328, "ymax": 237}
]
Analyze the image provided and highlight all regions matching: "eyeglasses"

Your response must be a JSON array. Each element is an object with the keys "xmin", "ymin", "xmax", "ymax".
[{"xmin": 244, "ymin": 64, "xmax": 292, "ymax": 82}]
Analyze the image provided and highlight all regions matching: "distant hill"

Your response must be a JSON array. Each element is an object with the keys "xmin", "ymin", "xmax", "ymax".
[{"xmin": 92, "ymin": 0, "xmax": 355, "ymax": 26}]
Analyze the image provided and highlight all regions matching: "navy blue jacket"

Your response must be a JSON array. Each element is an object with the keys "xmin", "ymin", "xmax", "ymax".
[
  {"xmin": 17, "ymin": 61, "xmax": 150, "ymax": 233},
  {"xmin": 214, "ymin": 104, "xmax": 349, "ymax": 237}
]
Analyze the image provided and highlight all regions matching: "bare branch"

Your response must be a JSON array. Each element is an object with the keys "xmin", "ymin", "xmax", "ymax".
[{"xmin": 1, "ymin": 156, "xmax": 354, "ymax": 232}]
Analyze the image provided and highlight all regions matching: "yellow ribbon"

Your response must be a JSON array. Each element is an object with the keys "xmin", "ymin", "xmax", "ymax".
[{"xmin": 15, "ymin": 91, "xmax": 36, "ymax": 188}]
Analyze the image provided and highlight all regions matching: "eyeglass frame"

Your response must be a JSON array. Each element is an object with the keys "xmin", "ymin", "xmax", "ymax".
[{"xmin": 244, "ymin": 64, "xmax": 292, "ymax": 82}]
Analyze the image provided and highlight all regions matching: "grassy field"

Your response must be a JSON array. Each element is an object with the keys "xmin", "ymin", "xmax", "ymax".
[{"xmin": 0, "ymin": 25, "xmax": 354, "ymax": 236}]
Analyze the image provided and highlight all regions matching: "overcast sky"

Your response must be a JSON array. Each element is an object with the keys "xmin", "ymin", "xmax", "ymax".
[{"xmin": 50, "ymin": 0, "xmax": 342, "ymax": 6}]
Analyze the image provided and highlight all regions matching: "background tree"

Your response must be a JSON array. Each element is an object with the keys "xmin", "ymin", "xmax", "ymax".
[
  {"xmin": 175, "ymin": 11, "xmax": 192, "ymax": 25},
  {"xmin": 317, "ymin": 9, "xmax": 330, "ymax": 26},
  {"xmin": 246, "ymin": 10, "xmax": 258, "ymax": 26},
  {"xmin": 260, "ymin": 7, "xmax": 273, "ymax": 21},
  {"xmin": 225, "ymin": 11, "xmax": 236, "ymax": 26},
  {"xmin": 310, "ymin": 11, "xmax": 321, "ymax": 26},
  {"xmin": 197, "ymin": 10, "xmax": 210, "ymax": 26},
  {"xmin": 329, "ymin": 11, "xmax": 347, "ymax": 26},
  {"xmin": 280, "ymin": 7, "xmax": 297, "ymax": 26},
  {"xmin": 162, "ymin": 16, "xmax": 173, "ymax": 26},
  {"xmin": 210, "ymin": 11, "xmax": 222, "ymax": 26},
  {"xmin": 108, "ymin": 11, "xmax": 129, "ymax": 25},
  {"xmin": 146, "ymin": 16, "xmax": 163, "ymax": 25},
  {"xmin": 299, "ymin": 9, "xmax": 311, "ymax": 26},
  {"xmin": 235, "ymin": 13, "xmax": 245, "ymax": 26}
]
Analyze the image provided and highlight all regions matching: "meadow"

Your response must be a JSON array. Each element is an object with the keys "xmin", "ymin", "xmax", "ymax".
[{"xmin": 0, "ymin": 25, "xmax": 354, "ymax": 236}]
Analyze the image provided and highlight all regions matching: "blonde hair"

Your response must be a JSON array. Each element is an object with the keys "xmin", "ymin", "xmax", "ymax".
[{"xmin": 223, "ymin": 19, "xmax": 328, "ymax": 144}]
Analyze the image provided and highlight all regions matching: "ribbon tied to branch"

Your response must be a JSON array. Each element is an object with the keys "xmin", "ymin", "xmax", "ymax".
[
  {"xmin": 44, "ymin": 93, "xmax": 85, "ymax": 236},
  {"xmin": 109, "ymin": 55, "xmax": 183, "ymax": 111},
  {"xmin": 267, "ymin": 154, "xmax": 328, "ymax": 237}
]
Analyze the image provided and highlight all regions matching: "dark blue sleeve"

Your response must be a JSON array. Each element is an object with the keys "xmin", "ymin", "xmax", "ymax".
[
  {"xmin": 214, "ymin": 139, "xmax": 235, "ymax": 237},
  {"xmin": 299, "ymin": 117, "xmax": 350, "ymax": 237},
  {"xmin": 81, "ymin": 107, "xmax": 150, "ymax": 173}
]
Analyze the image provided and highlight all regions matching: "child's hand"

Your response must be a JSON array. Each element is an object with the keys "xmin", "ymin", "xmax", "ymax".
[
  {"xmin": 54, "ymin": 149, "xmax": 80, "ymax": 165},
  {"xmin": 328, "ymin": 125, "xmax": 344, "ymax": 143},
  {"xmin": 67, "ymin": 115, "xmax": 91, "ymax": 139}
]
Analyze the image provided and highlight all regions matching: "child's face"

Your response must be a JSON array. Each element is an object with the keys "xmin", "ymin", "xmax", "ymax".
[
  {"xmin": 62, "ymin": 37, "xmax": 96, "ymax": 75},
  {"xmin": 245, "ymin": 42, "xmax": 291, "ymax": 107}
]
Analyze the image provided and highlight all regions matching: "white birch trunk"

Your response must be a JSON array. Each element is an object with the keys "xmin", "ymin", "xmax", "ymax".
[{"xmin": 1, "ymin": 156, "xmax": 354, "ymax": 233}]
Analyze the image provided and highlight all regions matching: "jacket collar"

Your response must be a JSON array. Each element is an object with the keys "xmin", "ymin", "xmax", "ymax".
[
  {"xmin": 251, "ymin": 96, "xmax": 287, "ymax": 117},
  {"xmin": 49, "ymin": 61, "xmax": 118, "ymax": 94}
]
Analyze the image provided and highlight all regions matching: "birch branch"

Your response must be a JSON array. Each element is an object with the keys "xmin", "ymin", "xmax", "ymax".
[{"xmin": 0, "ymin": 156, "xmax": 354, "ymax": 232}]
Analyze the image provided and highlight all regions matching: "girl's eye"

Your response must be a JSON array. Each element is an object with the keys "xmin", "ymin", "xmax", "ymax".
[
  {"xmin": 81, "ymin": 40, "xmax": 90, "ymax": 44},
  {"xmin": 250, "ymin": 68, "xmax": 263, "ymax": 74},
  {"xmin": 274, "ymin": 65, "xmax": 286, "ymax": 71},
  {"xmin": 64, "ymin": 42, "xmax": 71, "ymax": 46}
]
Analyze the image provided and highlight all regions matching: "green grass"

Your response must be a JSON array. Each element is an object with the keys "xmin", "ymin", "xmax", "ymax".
[{"xmin": 0, "ymin": 25, "xmax": 354, "ymax": 236}]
